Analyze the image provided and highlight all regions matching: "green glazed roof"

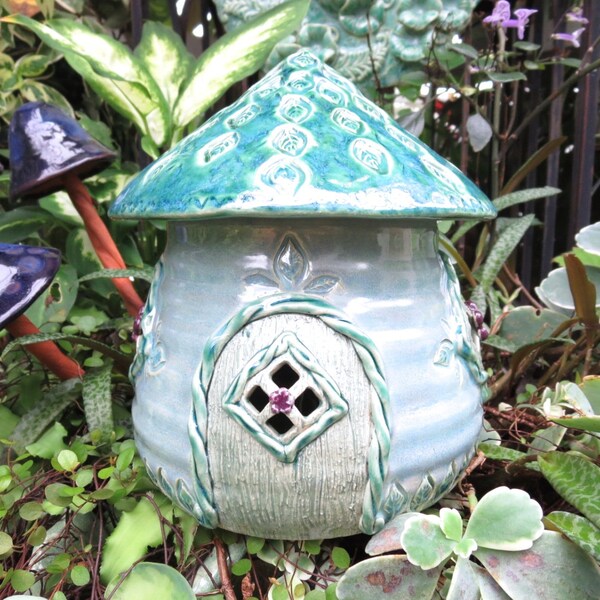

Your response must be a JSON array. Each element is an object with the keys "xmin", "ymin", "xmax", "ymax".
[{"xmin": 110, "ymin": 50, "xmax": 496, "ymax": 221}]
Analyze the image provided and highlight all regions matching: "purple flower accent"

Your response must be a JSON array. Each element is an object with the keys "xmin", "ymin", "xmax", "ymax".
[
  {"xmin": 483, "ymin": 2, "xmax": 537, "ymax": 40},
  {"xmin": 483, "ymin": 0, "xmax": 510, "ymax": 25},
  {"xmin": 269, "ymin": 388, "xmax": 295, "ymax": 414},
  {"xmin": 464, "ymin": 300, "xmax": 489, "ymax": 341},
  {"xmin": 566, "ymin": 8, "xmax": 588, "ymax": 25},
  {"xmin": 552, "ymin": 27, "xmax": 586, "ymax": 48},
  {"xmin": 132, "ymin": 305, "xmax": 144, "ymax": 341}
]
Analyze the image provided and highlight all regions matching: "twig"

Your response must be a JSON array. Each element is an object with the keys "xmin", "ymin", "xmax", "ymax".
[{"xmin": 214, "ymin": 538, "xmax": 236, "ymax": 600}]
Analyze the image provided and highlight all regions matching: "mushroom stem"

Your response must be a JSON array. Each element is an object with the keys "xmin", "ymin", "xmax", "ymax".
[
  {"xmin": 63, "ymin": 173, "xmax": 143, "ymax": 317},
  {"xmin": 6, "ymin": 315, "xmax": 84, "ymax": 380}
]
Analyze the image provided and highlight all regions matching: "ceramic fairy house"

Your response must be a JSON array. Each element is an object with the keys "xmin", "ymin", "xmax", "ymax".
[{"xmin": 110, "ymin": 50, "xmax": 496, "ymax": 540}]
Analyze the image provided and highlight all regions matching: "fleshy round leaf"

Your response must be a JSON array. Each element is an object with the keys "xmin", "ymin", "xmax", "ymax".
[
  {"xmin": 401, "ymin": 515, "xmax": 456, "ymax": 569},
  {"xmin": 538, "ymin": 452, "xmax": 600, "ymax": 529},
  {"xmin": 475, "ymin": 531, "xmax": 600, "ymax": 599},
  {"xmin": 464, "ymin": 487, "xmax": 544, "ymax": 551},
  {"xmin": 365, "ymin": 512, "xmax": 421, "ymax": 555},
  {"xmin": 440, "ymin": 508, "xmax": 463, "ymax": 542},
  {"xmin": 454, "ymin": 537, "xmax": 478, "ymax": 559},
  {"xmin": 106, "ymin": 562, "xmax": 195, "ymax": 600},
  {"xmin": 576, "ymin": 222, "xmax": 600, "ymax": 257},
  {"xmin": 336, "ymin": 555, "xmax": 442, "ymax": 599}
]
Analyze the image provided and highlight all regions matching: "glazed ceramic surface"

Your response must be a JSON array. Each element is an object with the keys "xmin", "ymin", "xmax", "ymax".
[
  {"xmin": 0, "ymin": 243, "xmax": 61, "ymax": 329},
  {"xmin": 212, "ymin": 0, "xmax": 477, "ymax": 90},
  {"xmin": 111, "ymin": 51, "xmax": 495, "ymax": 539},
  {"xmin": 9, "ymin": 101, "xmax": 115, "ymax": 200}
]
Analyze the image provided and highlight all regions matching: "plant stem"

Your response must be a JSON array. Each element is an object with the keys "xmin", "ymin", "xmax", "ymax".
[
  {"xmin": 214, "ymin": 538, "xmax": 236, "ymax": 600},
  {"xmin": 491, "ymin": 27, "xmax": 506, "ymax": 199},
  {"xmin": 63, "ymin": 173, "xmax": 144, "ymax": 317},
  {"xmin": 6, "ymin": 315, "xmax": 84, "ymax": 380}
]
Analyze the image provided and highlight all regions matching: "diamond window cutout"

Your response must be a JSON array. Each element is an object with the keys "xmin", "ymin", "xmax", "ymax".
[{"xmin": 223, "ymin": 331, "xmax": 348, "ymax": 463}]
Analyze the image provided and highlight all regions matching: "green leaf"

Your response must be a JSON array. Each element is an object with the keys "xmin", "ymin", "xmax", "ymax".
[
  {"xmin": 11, "ymin": 569, "xmax": 36, "ymax": 592},
  {"xmin": 576, "ymin": 222, "xmax": 600, "ymax": 257},
  {"xmin": 401, "ymin": 515, "xmax": 456, "ymax": 569},
  {"xmin": 19, "ymin": 501, "xmax": 44, "ymax": 521},
  {"xmin": 70, "ymin": 564, "xmax": 91, "ymax": 586},
  {"xmin": 464, "ymin": 487, "xmax": 544, "ymax": 550},
  {"xmin": 105, "ymin": 562, "xmax": 195, "ymax": 600},
  {"xmin": 550, "ymin": 416, "xmax": 600, "ymax": 433},
  {"xmin": 336, "ymin": 555, "xmax": 442, "ymax": 599},
  {"xmin": 39, "ymin": 191, "xmax": 84, "ymax": 226},
  {"xmin": 558, "ymin": 57, "xmax": 582, "ymax": 68},
  {"xmin": 174, "ymin": 0, "xmax": 309, "ymax": 128},
  {"xmin": 57, "ymin": 448, "xmax": 79, "ymax": 471},
  {"xmin": 494, "ymin": 187, "xmax": 561, "ymax": 212},
  {"xmin": 100, "ymin": 494, "xmax": 173, "ymax": 584},
  {"xmin": 479, "ymin": 214, "xmax": 536, "ymax": 292},
  {"xmin": 79, "ymin": 267, "xmax": 154, "ymax": 283},
  {"xmin": 231, "ymin": 558, "xmax": 252, "ymax": 576},
  {"xmin": 25, "ymin": 421, "xmax": 68, "ymax": 459},
  {"xmin": 513, "ymin": 41, "xmax": 541, "ymax": 52},
  {"xmin": 247, "ymin": 536, "xmax": 266, "ymax": 554},
  {"xmin": 545, "ymin": 511, "xmax": 600, "ymax": 561},
  {"xmin": 448, "ymin": 42, "xmax": 479, "ymax": 60},
  {"xmin": 27, "ymin": 525, "xmax": 47, "ymax": 547},
  {"xmin": 135, "ymin": 21, "xmax": 192, "ymax": 110},
  {"xmin": 581, "ymin": 377, "xmax": 600, "ymax": 414},
  {"xmin": 475, "ymin": 531, "xmax": 600, "ymax": 599},
  {"xmin": 82, "ymin": 361, "xmax": 114, "ymax": 444},
  {"xmin": 454, "ymin": 537, "xmax": 477, "ymax": 559},
  {"xmin": 15, "ymin": 52, "xmax": 56, "ymax": 77},
  {"xmin": 331, "ymin": 547, "xmax": 351, "ymax": 570},
  {"xmin": 0, "ymin": 207, "xmax": 50, "ymax": 243},
  {"xmin": 6, "ymin": 15, "xmax": 170, "ymax": 146},
  {"xmin": 538, "ymin": 452, "xmax": 600, "ymax": 529},
  {"xmin": 0, "ymin": 405, "xmax": 19, "ymax": 439},
  {"xmin": 0, "ymin": 531, "xmax": 13, "ymax": 556},
  {"xmin": 486, "ymin": 71, "xmax": 527, "ymax": 83},
  {"xmin": 439, "ymin": 508, "xmax": 463, "ymax": 542},
  {"xmin": 10, "ymin": 379, "xmax": 80, "ymax": 453}
]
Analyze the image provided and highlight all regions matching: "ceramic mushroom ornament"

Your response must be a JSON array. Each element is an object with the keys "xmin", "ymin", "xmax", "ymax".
[{"xmin": 110, "ymin": 51, "xmax": 496, "ymax": 540}]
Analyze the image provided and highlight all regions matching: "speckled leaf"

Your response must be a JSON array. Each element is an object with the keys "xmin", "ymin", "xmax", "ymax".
[
  {"xmin": 174, "ymin": 0, "xmax": 309, "ymax": 127},
  {"xmin": 480, "ymin": 214, "xmax": 536, "ymax": 293},
  {"xmin": 135, "ymin": 21, "xmax": 192, "ymax": 111},
  {"xmin": 9, "ymin": 379, "xmax": 81, "ymax": 453},
  {"xmin": 401, "ymin": 515, "xmax": 456, "ymax": 569},
  {"xmin": 538, "ymin": 452, "xmax": 600, "ymax": 529},
  {"xmin": 336, "ymin": 555, "xmax": 442, "ymax": 600},
  {"xmin": 464, "ymin": 487, "xmax": 544, "ymax": 551},
  {"xmin": 494, "ymin": 187, "xmax": 561, "ymax": 212},
  {"xmin": 365, "ymin": 512, "xmax": 421, "ymax": 555},
  {"xmin": 82, "ymin": 361, "xmax": 114, "ymax": 444},
  {"xmin": 101, "ymin": 494, "xmax": 173, "ymax": 584},
  {"xmin": 545, "ymin": 511, "xmax": 600, "ymax": 561},
  {"xmin": 478, "ymin": 443, "xmax": 540, "ymax": 471},
  {"xmin": 475, "ymin": 531, "xmax": 600, "ymax": 600},
  {"xmin": 79, "ymin": 267, "xmax": 154, "ymax": 283},
  {"xmin": 106, "ymin": 562, "xmax": 195, "ymax": 600},
  {"xmin": 5, "ymin": 15, "xmax": 170, "ymax": 146}
]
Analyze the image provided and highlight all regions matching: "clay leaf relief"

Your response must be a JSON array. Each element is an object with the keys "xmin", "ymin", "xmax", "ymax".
[{"xmin": 245, "ymin": 234, "xmax": 340, "ymax": 295}]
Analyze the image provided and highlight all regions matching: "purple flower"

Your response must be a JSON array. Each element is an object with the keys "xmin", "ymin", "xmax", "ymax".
[
  {"xmin": 483, "ymin": 2, "xmax": 537, "ymax": 40},
  {"xmin": 483, "ymin": 0, "xmax": 511, "ymax": 25},
  {"xmin": 552, "ymin": 27, "xmax": 586, "ymax": 48},
  {"xmin": 566, "ymin": 7, "xmax": 588, "ymax": 25}
]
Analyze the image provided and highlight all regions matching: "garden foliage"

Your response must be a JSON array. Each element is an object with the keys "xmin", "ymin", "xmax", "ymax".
[{"xmin": 0, "ymin": 1, "xmax": 598, "ymax": 598}]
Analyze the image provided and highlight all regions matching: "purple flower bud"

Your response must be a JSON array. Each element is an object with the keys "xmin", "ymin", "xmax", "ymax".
[
  {"xmin": 132, "ymin": 307, "xmax": 144, "ymax": 341},
  {"xmin": 552, "ymin": 28, "xmax": 586, "ymax": 48},
  {"xmin": 566, "ymin": 8, "xmax": 588, "ymax": 25},
  {"xmin": 269, "ymin": 388, "xmax": 295, "ymax": 414},
  {"xmin": 479, "ymin": 327, "xmax": 489, "ymax": 341}
]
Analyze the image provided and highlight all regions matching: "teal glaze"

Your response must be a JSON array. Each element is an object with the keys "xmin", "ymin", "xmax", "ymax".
[
  {"xmin": 116, "ymin": 52, "xmax": 494, "ymax": 540},
  {"xmin": 214, "ymin": 0, "xmax": 477, "ymax": 90},
  {"xmin": 110, "ymin": 51, "xmax": 496, "ymax": 222}
]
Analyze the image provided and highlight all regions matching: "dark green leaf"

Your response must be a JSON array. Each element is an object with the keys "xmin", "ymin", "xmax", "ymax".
[
  {"xmin": 550, "ymin": 416, "xmax": 600, "ymax": 433},
  {"xmin": 11, "ymin": 569, "xmax": 35, "ymax": 592},
  {"xmin": 0, "ymin": 207, "xmax": 50, "ymax": 243},
  {"xmin": 486, "ymin": 71, "xmax": 527, "ymax": 83}
]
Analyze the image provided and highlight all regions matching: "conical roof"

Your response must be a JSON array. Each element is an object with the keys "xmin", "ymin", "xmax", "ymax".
[{"xmin": 110, "ymin": 51, "xmax": 495, "ymax": 221}]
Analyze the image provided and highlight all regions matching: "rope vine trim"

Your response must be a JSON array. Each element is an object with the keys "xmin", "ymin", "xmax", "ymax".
[{"xmin": 188, "ymin": 293, "xmax": 392, "ymax": 534}]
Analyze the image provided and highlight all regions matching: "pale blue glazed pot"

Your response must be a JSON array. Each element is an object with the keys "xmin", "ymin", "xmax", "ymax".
[{"xmin": 110, "ymin": 50, "xmax": 496, "ymax": 540}]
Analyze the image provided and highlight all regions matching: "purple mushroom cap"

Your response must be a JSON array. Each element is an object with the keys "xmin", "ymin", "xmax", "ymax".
[{"xmin": 0, "ymin": 243, "xmax": 61, "ymax": 330}]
